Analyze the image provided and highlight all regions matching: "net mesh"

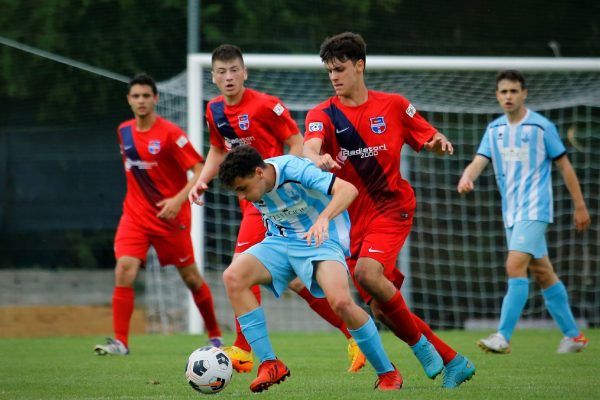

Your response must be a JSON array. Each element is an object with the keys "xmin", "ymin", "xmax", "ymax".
[{"xmin": 150, "ymin": 61, "xmax": 600, "ymax": 332}]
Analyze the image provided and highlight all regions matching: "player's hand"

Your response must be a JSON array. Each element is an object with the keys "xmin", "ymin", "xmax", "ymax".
[
  {"xmin": 317, "ymin": 154, "xmax": 341, "ymax": 171},
  {"xmin": 424, "ymin": 132, "xmax": 454, "ymax": 155},
  {"xmin": 574, "ymin": 207, "xmax": 591, "ymax": 233},
  {"xmin": 303, "ymin": 218, "xmax": 329, "ymax": 247},
  {"xmin": 457, "ymin": 175, "xmax": 474, "ymax": 194},
  {"xmin": 189, "ymin": 180, "xmax": 209, "ymax": 206},
  {"xmin": 156, "ymin": 197, "xmax": 182, "ymax": 220}
]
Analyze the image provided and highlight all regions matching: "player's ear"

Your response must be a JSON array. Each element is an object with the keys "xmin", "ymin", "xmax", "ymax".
[
  {"xmin": 211, "ymin": 72, "xmax": 216, "ymax": 84},
  {"xmin": 355, "ymin": 59, "xmax": 365, "ymax": 73},
  {"xmin": 243, "ymin": 67, "xmax": 248, "ymax": 82}
]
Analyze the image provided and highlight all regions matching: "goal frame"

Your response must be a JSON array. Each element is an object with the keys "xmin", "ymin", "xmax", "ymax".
[{"xmin": 186, "ymin": 54, "xmax": 600, "ymax": 333}]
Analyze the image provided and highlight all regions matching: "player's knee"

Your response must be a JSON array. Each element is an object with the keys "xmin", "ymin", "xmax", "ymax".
[
  {"xmin": 115, "ymin": 259, "xmax": 139, "ymax": 286},
  {"xmin": 328, "ymin": 296, "xmax": 354, "ymax": 317},
  {"xmin": 222, "ymin": 266, "xmax": 245, "ymax": 294},
  {"xmin": 287, "ymin": 278, "xmax": 304, "ymax": 293},
  {"xmin": 354, "ymin": 266, "xmax": 378, "ymax": 290}
]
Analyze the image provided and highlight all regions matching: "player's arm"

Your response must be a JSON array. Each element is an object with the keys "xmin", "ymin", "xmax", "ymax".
[
  {"xmin": 554, "ymin": 155, "xmax": 591, "ymax": 232},
  {"xmin": 157, "ymin": 162, "xmax": 204, "ymax": 220},
  {"xmin": 457, "ymin": 155, "xmax": 489, "ymax": 194},
  {"xmin": 423, "ymin": 131, "xmax": 454, "ymax": 155},
  {"xmin": 189, "ymin": 145, "xmax": 227, "ymax": 205},
  {"xmin": 303, "ymin": 137, "xmax": 341, "ymax": 171},
  {"xmin": 284, "ymin": 133, "xmax": 303, "ymax": 156},
  {"xmin": 304, "ymin": 176, "xmax": 358, "ymax": 246}
]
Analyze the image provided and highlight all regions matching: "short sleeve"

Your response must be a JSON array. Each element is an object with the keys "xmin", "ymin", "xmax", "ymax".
[
  {"xmin": 476, "ymin": 128, "xmax": 492, "ymax": 159},
  {"xmin": 543, "ymin": 122, "xmax": 567, "ymax": 160}
]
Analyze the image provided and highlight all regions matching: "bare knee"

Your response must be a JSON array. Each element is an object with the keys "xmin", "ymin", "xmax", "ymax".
[
  {"xmin": 177, "ymin": 265, "xmax": 204, "ymax": 291},
  {"xmin": 530, "ymin": 258, "xmax": 558, "ymax": 288},
  {"xmin": 115, "ymin": 257, "xmax": 141, "ymax": 286},
  {"xmin": 222, "ymin": 265, "xmax": 246, "ymax": 295},
  {"xmin": 328, "ymin": 296, "xmax": 355, "ymax": 318},
  {"xmin": 354, "ymin": 265, "xmax": 378, "ymax": 291},
  {"xmin": 287, "ymin": 278, "xmax": 305, "ymax": 293}
]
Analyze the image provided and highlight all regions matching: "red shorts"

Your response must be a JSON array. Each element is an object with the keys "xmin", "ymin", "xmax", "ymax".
[
  {"xmin": 114, "ymin": 213, "xmax": 195, "ymax": 268},
  {"xmin": 348, "ymin": 211, "xmax": 413, "ymax": 303},
  {"xmin": 235, "ymin": 200, "xmax": 266, "ymax": 253}
]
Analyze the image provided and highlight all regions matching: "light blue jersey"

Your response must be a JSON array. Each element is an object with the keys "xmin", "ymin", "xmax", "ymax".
[
  {"xmin": 252, "ymin": 155, "xmax": 351, "ymax": 256},
  {"xmin": 477, "ymin": 109, "xmax": 566, "ymax": 228}
]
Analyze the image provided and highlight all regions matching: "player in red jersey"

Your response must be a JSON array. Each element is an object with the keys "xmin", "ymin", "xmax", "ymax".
[
  {"xmin": 94, "ymin": 73, "xmax": 222, "ymax": 356},
  {"xmin": 303, "ymin": 32, "xmax": 475, "ymax": 388},
  {"xmin": 188, "ymin": 44, "xmax": 365, "ymax": 373}
]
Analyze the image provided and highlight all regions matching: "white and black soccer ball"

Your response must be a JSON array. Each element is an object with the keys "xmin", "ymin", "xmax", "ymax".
[{"xmin": 185, "ymin": 346, "xmax": 233, "ymax": 394}]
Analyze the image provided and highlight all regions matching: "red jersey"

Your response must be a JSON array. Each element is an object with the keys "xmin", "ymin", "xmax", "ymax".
[
  {"xmin": 205, "ymin": 88, "xmax": 298, "ymax": 159},
  {"xmin": 117, "ymin": 116, "xmax": 204, "ymax": 234},
  {"xmin": 304, "ymin": 91, "xmax": 436, "ymax": 222}
]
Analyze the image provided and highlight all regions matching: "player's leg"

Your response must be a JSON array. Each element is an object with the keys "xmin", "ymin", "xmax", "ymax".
[
  {"xmin": 176, "ymin": 264, "xmax": 222, "ymax": 347},
  {"xmin": 480, "ymin": 222, "xmax": 533, "ymax": 353},
  {"xmin": 287, "ymin": 277, "xmax": 365, "ymax": 372},
  {"xmin": 155, "ymin": 230, "xmax": 222, "ymax": 346},
  {"xmin": 227, "ymin": 237, "xmax": 292, "ymax": 392},
  {"xmin": 224, "ymin": 207, "xmax": 264, "ymax": 372},
  {"xmin": 314, "ymin": 258, "xmax": 401, "ymax": 390},
  {"xmin": 351, "ymin": 218, "xmax": 443, "ymax": 379},
  {"xmin": 95, "ymin": 216, "xmax": 144, "ymax": 355},
  {"xmin": 531, "ymin": 256, "xmax": 588, "ymax": 353}
]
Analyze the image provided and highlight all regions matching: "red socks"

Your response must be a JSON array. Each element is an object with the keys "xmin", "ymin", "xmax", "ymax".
[
  {"xmin": 192, "ymin": 282, "xmax": 222, "ymax": 338},
  {"xmin": 112, "ymin": 286, "xmax": 135, "ymax": 347},
  {"xmin": 376, "ymin": 290, "xmax": 421, "ymax": 345}
]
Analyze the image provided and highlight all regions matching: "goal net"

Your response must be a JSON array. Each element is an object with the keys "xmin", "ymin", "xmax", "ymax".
[{"xmin": 152, "ymin": 55, "xmax": 600, "ymax": 333}]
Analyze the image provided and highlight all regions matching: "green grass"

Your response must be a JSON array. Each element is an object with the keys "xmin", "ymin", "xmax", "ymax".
[{"xmin": 1, "ymin": 329, "xmax": 598, "ymax": 399}]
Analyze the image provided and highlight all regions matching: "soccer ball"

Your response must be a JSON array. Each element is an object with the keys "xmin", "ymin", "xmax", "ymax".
[{"xmin": 185, "ymin": 346, "xmax": 233, "ymax": 394}]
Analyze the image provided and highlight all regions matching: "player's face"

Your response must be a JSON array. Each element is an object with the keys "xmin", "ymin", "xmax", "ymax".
[
  {"xmin": 212, "ymin": 58, "xmax": 248, "ymax": 103},
  {"xmin": 496, "ymin": 79, "xmax": 528, "ymax": 115},
  {"xmin": 231, "ymin": 168, "xmax": 267, "ymax": 202},
  {"xmin": 324, "ymin": 58, "xmax": 364, "ymax": 97},
  {"xmin": 127, "ymin": 84, "xmax": 157, "ymax": 117}
]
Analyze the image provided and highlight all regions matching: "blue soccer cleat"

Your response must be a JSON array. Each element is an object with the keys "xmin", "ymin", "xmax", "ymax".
[
  {"xmin": 442, "ymin": 354, "xmax": 475, "ymax": 388},
  {"xmin": 410, "ymin": 335, "xmax": 443, "ymax": 379}
]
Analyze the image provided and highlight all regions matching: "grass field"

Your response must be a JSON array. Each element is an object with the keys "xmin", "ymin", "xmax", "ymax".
[{"xmin": 1, "ymin": 329, "xmax": 598, "ymax": 399}]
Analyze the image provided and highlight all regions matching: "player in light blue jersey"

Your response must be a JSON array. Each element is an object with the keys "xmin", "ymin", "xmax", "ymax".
[
  {"xmin": 458, "ymin": 70, "xmax": 591, "ymax": 354},
  {"xmin": 218, "ymin": 145, "xmax": 402, "ymax": 393}
]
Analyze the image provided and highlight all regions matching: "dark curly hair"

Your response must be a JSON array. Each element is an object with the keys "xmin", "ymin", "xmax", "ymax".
[
  {"xmin": 219, "ymin": 145, "xmax": 266, "ymax": 188},
  {"xmin": 319, "ymin": 32, "xmax": 366, "ymax": 65}
]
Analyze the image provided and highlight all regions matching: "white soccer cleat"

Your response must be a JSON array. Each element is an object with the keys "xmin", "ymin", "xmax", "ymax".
[
  {"xmin": 94, "ymin": 337, "xmax": 129, "ymax": 355},
  {"xmin": 557, "ymin": 333, "xmax": 588, "ymax": 354},
  {"xmin": 478, "ymin": 332, "xmax": 510, "ymax": 354}
]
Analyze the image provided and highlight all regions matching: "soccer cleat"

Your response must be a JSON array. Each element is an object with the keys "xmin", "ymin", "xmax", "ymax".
[
  {"xmin": 207, "ymin": 336, "xmax": 223, "ymax": 348},
  {"xmin": 411, "ymin": 335, "xmax": 444, "ymax": 379},
  {"xmin": 442, "ymin": 354, "xmax": 476, "ymax": 388},
  {"xmin": 374, "ymin": 365, "xmax": 403, "ymax": 391},
  {"xmin": 94, "ymin": 337, "xmax": 129, "ymax": 356},
  {"xmin": 347, "ymin": 338, "xmax": 366, "ymax": 372},
  {"xmin": 249, "ymin": 359, "xmax": 290, "ymax": 393},
  {"xmin": 478, "ymin": 332, "xmax": 510, "ymax": 354},
  {"xmin": 223, "ymin": 345, "xmax": 254, "ymax": 373},
  {"xmin": 557, "ymin": 333, "xmax": 589, "ymax": 354}
]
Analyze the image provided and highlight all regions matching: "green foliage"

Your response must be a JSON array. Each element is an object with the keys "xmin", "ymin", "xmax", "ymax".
[{"xmin": 0, "ymin": 330, "xmax": 598, "ymax": 399}]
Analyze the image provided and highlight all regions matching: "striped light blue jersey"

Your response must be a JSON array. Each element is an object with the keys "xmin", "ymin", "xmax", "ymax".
[
  {"xmin": 252, "ymin": 155, "xmax": 351, "ymax": 256},
  {"xmin": 477, "ymin": 109, "xmax": 566, "ymax": 228}
]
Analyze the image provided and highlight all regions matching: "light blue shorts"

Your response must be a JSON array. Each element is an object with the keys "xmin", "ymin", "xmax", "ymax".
[
  {"xmin": 244, "ymin": 235, "xmax": 348, "ymax": 298},
  {"xmin": 505, "ymin": 220, "xmax": 548, "ymax": 259}
]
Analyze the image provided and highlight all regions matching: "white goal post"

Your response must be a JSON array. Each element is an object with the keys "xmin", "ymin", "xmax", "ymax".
[{"xmin": 178, "ymin": 54, "xmax": 600, "ymax": 334}]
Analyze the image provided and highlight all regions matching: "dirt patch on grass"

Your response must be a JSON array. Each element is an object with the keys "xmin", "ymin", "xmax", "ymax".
[{"xmin": 0, "ymin": 305, "xmax": 145, "ymax": 337}]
